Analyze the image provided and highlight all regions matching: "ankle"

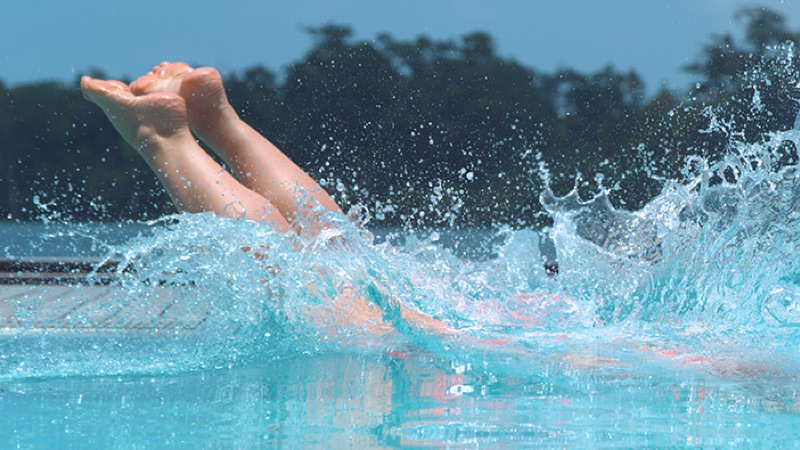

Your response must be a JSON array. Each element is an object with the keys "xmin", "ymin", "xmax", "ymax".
[
  {"xmin": 194, "ymin": 105, "xmax": 247, "ymax": 145},
  {"xmin": 217, "ymin": 102, "xmax": 241, "ymax": 128}
]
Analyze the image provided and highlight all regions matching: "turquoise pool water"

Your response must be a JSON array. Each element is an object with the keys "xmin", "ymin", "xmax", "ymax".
[
  {"xmin": 1, "ymin": 351, "xmax": 798, "ymax": 448},
  {"xmin": 2, "ymin": 198, "xmax": 800, "ymax": 447}
]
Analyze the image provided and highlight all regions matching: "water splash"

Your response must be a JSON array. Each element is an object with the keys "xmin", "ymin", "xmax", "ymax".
[{"xmin": 5, "ymin": 46, "xmax": 800, "ymax": 381}]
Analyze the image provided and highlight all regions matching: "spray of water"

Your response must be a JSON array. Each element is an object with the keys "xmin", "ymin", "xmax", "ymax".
[{"xmin": 3, "ymin": 45, "xmax": 800, "ymax": 380}]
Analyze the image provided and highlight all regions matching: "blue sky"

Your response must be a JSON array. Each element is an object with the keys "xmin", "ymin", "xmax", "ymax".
[{"xmin": 2, "ymin": 0, "xmax": 799, "ymax": 92}]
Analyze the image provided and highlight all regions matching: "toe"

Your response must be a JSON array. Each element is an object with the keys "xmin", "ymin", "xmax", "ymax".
[
  {"xmin": 166, "ymin": 62, "xmax": 192, "ymax": 75},
  {"xmin": 81, "ymin": 77, "xmax": 110, "ymax": 98},
  {"xmin": 130, "ymin": 75, "xmax": 154, "ymax": 94},
  {"xmin": 81, "ymin": 77, "xmax": 113, "ymax": 104},
  {"xmin": 184, "ymin": 67, "xmax": 222, "ymax": 85},
  {"xmin": 106, "ymin": 80, "xmax": 129, "ymax": 91},
  {"xmin": 82, "ymin": 78, "xmax": 134, "ymax": 105},
  {"xmin": 80, "ymin": 75, "xmax": 93, "ymax": 99}
]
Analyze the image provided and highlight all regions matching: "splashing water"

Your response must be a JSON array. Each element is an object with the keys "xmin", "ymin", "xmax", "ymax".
[
  {"xmin": 4, "ymin": 49, "xmax": 800, "ymax": 385},
  {"xmin": 8, "ymin": 128, "xmax": 800, "ymax": 380}
]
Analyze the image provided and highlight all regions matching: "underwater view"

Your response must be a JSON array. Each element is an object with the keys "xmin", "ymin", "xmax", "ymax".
[{"xmin": 4, "ymin": 2, "xmax": 800, "ymax": 448}]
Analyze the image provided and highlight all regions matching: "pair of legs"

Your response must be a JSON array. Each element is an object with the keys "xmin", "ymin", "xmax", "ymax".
[
  {"xmin": 81, "ymin": 62, "xmax": 340, "ymax": 233},
  {"xmin": 83, "ymin": 62, "xmax": 453, "ymax": 336}
]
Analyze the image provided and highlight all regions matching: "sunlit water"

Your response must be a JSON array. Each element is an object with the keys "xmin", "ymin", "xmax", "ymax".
[
  {"xmin": 2, "ymin": 218, "xmax": 799, "ymax": 448},
  {"xmin": 4, "ymin": 51, "xmax": 800, "ymax": 448}
]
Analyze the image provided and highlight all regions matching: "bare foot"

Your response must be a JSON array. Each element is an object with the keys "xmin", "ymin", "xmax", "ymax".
[
  {"xmin": 129, "ymin": 62, "xmax": 233, "ymax": 143},
  {"xmin": 128, "ymin": 61, "xmax": 343, "ymax": 226},
  {"xmin": 83, "ymin": 74, "xmax": 290, "ymax": 229},
  {"xmin": 81, "ymin": 75, "xmax": 191, "ymax": 151}
]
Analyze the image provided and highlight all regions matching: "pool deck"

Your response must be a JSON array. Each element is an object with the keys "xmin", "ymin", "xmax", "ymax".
[
  {"xmin": 0, "ymin": 257, "xmax": 119, "ymax": 285},
  {"xmin": 0, "ymin": 258, "xmax": 207, "ymax": 334}
]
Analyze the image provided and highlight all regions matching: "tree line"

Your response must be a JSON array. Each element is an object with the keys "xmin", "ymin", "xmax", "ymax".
[{"xmin": 1, "ymin": 7, "xmax": 798, "ymax": 228}]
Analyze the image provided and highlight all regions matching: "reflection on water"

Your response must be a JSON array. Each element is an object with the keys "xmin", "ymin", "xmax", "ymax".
[{"xmin": 1, "ymin": 352, "xmax": 799, "ymax": 448}]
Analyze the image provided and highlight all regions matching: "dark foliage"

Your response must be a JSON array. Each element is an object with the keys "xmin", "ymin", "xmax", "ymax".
[{"xmin": 1, "ymin": 8, "xmax": 799, "ymax": 227}]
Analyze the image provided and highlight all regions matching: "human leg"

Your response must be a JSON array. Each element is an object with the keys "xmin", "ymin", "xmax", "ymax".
[
  {"xmin": 130, "ymin": 63, "xmax": 342, "ymax": 229},
  {"xmin": 81, "ymin": 75, "xmax": 290, "ymax": 233}
]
